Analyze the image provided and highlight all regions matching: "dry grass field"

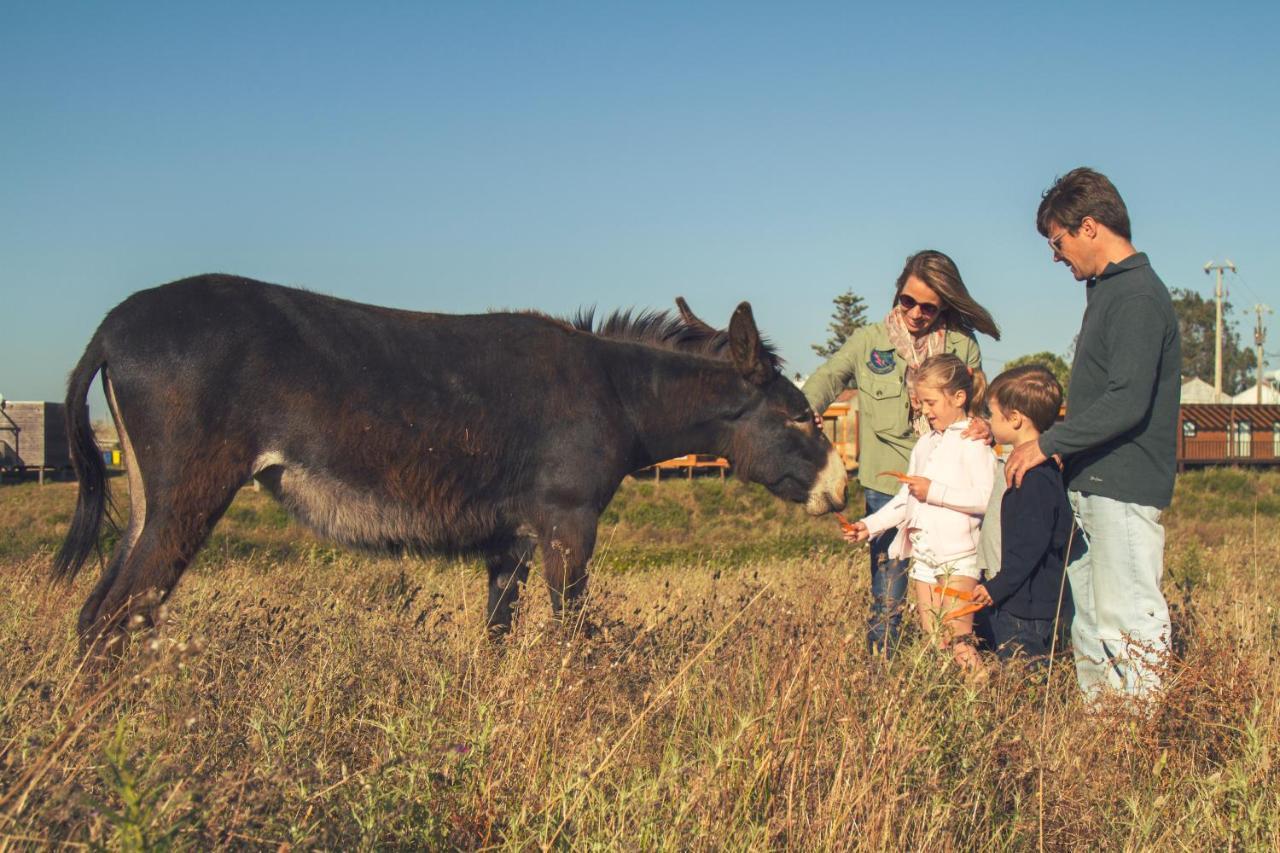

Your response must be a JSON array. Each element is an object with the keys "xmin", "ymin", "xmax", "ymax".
[{"xmin": 1, "ymin": 468, "xmax": 1277, "ymax": 849}]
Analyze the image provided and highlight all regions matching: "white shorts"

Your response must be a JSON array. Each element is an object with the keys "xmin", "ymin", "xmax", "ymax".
[{"xmin": 908, "ymin": 553, "xmax": 981, "ymax": 585}]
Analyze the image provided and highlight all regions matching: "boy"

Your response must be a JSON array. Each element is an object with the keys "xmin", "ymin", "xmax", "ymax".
[{"xmin": 970, "ymin": 365, "xmax": 1072, "ymax": 664}]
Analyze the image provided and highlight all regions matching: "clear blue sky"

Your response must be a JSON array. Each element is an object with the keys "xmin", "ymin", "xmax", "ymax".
[{"xmin": 3, "ymin": 2, "xmax": 1277, "ymax": 419}]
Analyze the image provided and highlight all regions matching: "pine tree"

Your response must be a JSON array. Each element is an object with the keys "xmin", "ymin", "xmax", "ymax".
[{"xmin": 812, "ymin": 289, "xmax": 868, "ymax": 358}]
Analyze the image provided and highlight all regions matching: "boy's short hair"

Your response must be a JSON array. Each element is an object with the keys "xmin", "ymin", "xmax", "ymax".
[{"xmin": 987, "ymin": 365, "xmax": 1063, "ymax": 433}]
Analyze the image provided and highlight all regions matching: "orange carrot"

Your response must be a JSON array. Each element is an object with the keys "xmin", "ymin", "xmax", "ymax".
[
  {"xmin": 931, "ymin": 584, "xmax": 975, "ymax": 601},
  {"xmin": 942, "ymin": 601, "xmax": 984, "ymax": 621},
  {"xmin": 930, "ymin": 584, "xmax": 985, "ymax": 621}
]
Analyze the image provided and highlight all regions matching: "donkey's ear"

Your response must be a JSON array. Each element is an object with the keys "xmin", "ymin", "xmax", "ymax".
[
  {"xmin": 675, "ymin": 297, "xmax": 719, "ymax": 336},
  {"xmin": 728, "ymin": 302, "xmax": 774, "ymax": 386}
]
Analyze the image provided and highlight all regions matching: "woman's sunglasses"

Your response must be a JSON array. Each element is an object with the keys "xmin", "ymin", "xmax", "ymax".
[{"xmin": 897, "ymin": 293, "xmax": 941, "ymax": 319}]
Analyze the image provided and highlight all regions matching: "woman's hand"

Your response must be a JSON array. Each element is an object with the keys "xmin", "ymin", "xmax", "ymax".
[
  {"xmin": 970, "ymin": 584, "xmax": 994, "ymax": 608},
  {"xmin": 903, "ymin": 475, "xmax": 931, "ymax": 502},
  {"xmin": 842, "ymin": 521, "xmax": 870, "ymax": 544}
]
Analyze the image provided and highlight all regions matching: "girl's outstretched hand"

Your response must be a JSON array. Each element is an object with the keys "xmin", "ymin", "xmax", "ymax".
[{"xmin": 841, "ymin": 520, "xmax": 870, "ymax": 544}]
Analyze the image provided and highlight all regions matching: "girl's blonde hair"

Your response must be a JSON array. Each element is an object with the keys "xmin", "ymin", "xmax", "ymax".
[{"xmin": 914, "ymin": 353, "xmax": 986, "ymax": 416}]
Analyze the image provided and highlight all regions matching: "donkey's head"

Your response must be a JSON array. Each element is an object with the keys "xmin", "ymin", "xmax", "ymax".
[{"xmin": 693, "ymin": 300, "xmax": 847, "ymax": 515}]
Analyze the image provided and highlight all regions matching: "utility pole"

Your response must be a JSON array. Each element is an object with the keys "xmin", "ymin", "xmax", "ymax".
[
  {"xmin": 1255, "ymin": 304, "xmax": 1272, "ymax": 404},
  {"xmin": 1204, "ymin": 260, "xmax": 1237, "ymax": 395}
]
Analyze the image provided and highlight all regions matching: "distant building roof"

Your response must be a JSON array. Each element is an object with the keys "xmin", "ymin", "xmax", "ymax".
[
  {"xmin": 1231, "ymin": 382, "xmax": 1280, "ymax": 404},
  {"xmin": 1181, "ymin": 403, "xmax": 1280, "ymax": 429},
  {"xmin": 1180, "ymin": 377, "xmax": 1232, "ymax": 404}
]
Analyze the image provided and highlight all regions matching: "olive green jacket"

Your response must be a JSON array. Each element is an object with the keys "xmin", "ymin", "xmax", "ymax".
[{"xmin": 802, "ymin": 324, "xmax": 983, "ymax": 494}]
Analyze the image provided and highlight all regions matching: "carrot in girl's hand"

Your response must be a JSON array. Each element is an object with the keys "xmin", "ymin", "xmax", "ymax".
[
  {"xmin": 880, "ymin": 470, "xmax": 911, "ymax": 483},
  {"xmin": 835, "ymin": 512, "xmax": 857, "ymax": 533}
]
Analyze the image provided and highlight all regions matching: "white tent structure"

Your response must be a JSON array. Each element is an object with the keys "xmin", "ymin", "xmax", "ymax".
[
  {"xmin": 1180, "ymin": 377, "xmax": 1231, "ymax": 404},
  {"xmin": 1232, "ymin": 382, "xmax": 1280, "ymax": 404}
]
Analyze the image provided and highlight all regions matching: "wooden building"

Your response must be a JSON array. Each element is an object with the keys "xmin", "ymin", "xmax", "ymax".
[
  {"xmin": 1178, "ymin": 403, "xmax": 1280, "ymax": 467},
  {"xmin": 820, "ymin": 389, "xmax": 859, "ymax": 470}
]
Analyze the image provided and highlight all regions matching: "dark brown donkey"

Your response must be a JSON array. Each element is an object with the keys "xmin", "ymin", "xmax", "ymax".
[{"xmin": 54, "ymin": 275, "xmax": 847, "ymax": 652}]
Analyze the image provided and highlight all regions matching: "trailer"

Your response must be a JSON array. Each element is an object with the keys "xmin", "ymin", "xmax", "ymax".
[{"xmin": 0, "ymin": 401, "xmax": 83, "ymax": 484}]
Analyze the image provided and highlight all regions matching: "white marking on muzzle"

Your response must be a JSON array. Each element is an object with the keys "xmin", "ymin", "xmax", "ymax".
[{"xmin": 805, "ymin": 446, "xmax": 848, "ymax": 516}]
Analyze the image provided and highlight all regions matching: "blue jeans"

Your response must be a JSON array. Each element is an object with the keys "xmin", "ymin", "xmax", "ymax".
[
  {"xmin": 1066, "ymin": 491, "xmax": 1171, "ymax": 699},
  {"xmin": 864, "ymin": 488, "xmax": 909, "ymax": 656},
  {"xmin": 990, "ymin": 608, "xmax": 1055, "ymax": 668}
]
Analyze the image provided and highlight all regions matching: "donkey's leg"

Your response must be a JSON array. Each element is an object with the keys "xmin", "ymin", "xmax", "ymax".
[
  {"xmin": 78, "ymin": 374, "xmax": 148, "ymax": 642},
  {"xmin": 484, "ymin": 536, "xmax": 534, "ymax": 636},
  {"xmin": 539, "ymin": 511, "xmax": 599, "ymax": 622},
  {"xmin": 80, "ymin": 466, "xmax": 245, "ymax": 657},
  {"xmin": 77, "ymin": 538, "xmax": 133, "ymax": 641}
]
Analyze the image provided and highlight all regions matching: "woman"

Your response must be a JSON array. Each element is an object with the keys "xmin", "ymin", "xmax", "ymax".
[{"xmin": 803, "ymin": 250, "xmax": 1000, "ymax": 656}]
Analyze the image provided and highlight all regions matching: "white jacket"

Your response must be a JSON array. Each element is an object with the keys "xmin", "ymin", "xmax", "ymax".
[{"xmin": 861, "ymin": 419, "xmax": 996, "ymax": 563}]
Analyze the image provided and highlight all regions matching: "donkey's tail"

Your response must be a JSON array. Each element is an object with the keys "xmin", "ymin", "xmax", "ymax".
[{"xmin": 53, "ymin": 334, "xmax": 113, "ymax": 582}]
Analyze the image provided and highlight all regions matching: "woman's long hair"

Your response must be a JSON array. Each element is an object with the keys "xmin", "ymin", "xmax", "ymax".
[{"xmin": 894, "ymin": 250, "xmax": 1001, "ymax": 340}]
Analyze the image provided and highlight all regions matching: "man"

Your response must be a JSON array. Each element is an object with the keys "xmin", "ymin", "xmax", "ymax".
[{"xmin": 1005, "ymin": 167, "xmax": 1180, "ymax": 701}]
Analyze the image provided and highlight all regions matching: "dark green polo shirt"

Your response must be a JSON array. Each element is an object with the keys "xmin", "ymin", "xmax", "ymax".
[{"xmin": 1038, "ymin": 253, "xmax": 1181, "ymax": 508}]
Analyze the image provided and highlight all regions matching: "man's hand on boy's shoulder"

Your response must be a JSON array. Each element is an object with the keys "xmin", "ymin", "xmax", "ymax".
[{"xmin": 1005, "ymin": 438, "xmax": 1047, "ymax": 488}]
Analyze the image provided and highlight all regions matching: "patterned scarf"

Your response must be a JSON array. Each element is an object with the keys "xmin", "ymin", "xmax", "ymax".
[{"xmin": 884, "ymin": 306, "xmax": 947, "ymax": 436}]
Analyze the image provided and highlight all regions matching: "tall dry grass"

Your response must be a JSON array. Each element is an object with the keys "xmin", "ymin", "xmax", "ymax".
[{"xmin": 0, "ymin": 470, "xmax": 1277, "ymax": 849}]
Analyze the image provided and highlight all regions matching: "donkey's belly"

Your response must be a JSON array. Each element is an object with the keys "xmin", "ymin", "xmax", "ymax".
[{"xmin": 251, "ymin": 452, "xmax": 494, "ymax": 551}]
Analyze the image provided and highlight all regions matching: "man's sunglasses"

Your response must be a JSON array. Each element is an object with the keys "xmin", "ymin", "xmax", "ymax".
[
  {"xmin": 1047, "ymin": 231, "xmax": 1069, "ymax": 256},
  {"xmin": 897, "ymin": 293, "xmax": 941, "ymax": 319}
]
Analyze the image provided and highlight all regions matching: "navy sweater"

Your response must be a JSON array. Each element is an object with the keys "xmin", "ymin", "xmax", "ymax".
[{"xmin": 983, "ymin": 461, "xmax": 1073, "ymax": 620}]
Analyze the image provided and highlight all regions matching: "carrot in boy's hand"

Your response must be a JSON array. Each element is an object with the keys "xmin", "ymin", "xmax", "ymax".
[
  {"xmin": 880, "ymin": 471, "xmax": 911, "ymax": 483},
  {"xmin": 942, "ymin": 601, "xmax": 984, "ymax": 621},
  {"xmin": 931, "ymin": 584, "xmax": 975, "ymax": 601},
  {"xmin": 931, "ymin": 584, "xmax": 986, "ymax": 621}
]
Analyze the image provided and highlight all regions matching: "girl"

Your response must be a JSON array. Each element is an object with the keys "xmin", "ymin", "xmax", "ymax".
[{"xmin": 845, "ymin": 353, "xmax": 996, "ymax": 667}]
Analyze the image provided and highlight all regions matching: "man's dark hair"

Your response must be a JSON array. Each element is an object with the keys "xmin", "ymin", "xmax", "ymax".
[
  {"xmin": 1036, "ymin": 167, "xmax": 1131, "ymax": 241},
  {"xmin": 988, "ymin": 364, "xmax": 1063, "ymax": 433}
]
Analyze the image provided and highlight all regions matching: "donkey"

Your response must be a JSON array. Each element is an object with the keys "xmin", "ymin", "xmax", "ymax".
[{"xmin": 54, "ymin": 275, "xmax": 846, "ymax": 653}]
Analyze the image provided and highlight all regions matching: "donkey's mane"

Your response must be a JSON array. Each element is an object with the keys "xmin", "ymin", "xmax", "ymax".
[{"xmin": 530, "ymin": 306, "xmax": 782, "ymax": 367}]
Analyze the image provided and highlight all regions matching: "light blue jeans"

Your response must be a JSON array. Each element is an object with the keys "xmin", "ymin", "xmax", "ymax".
[{"xmin": 1066, "ymin": 491, "xmax": 1171, "ymax": 699}]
